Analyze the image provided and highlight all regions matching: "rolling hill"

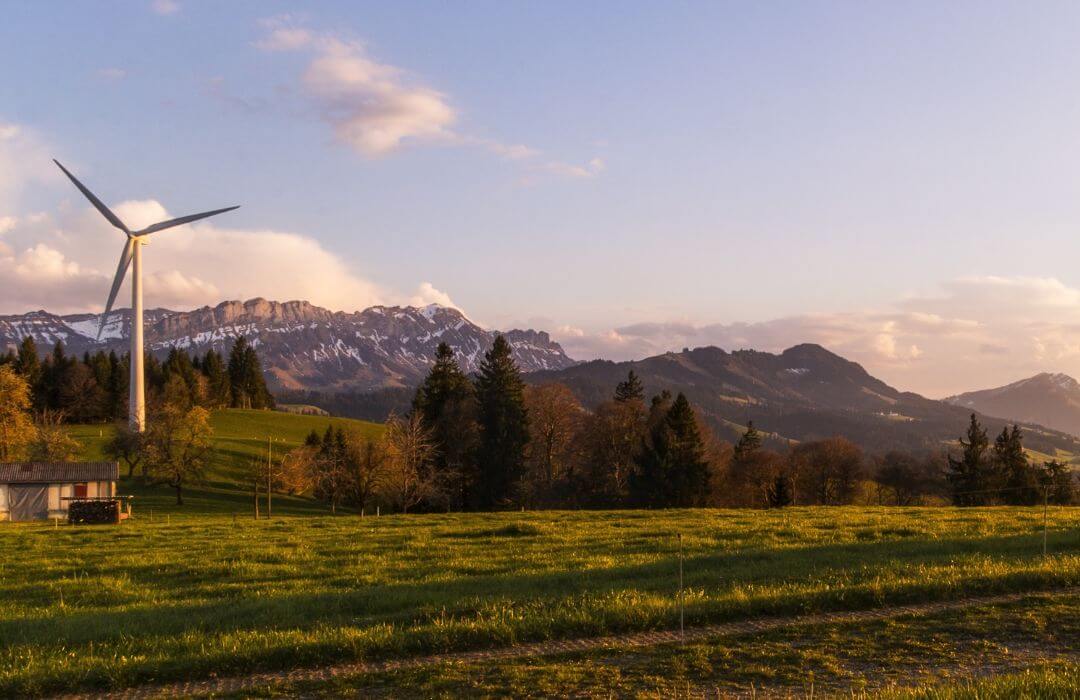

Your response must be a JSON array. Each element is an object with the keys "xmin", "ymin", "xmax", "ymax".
[
  {"xmin": 529, "ymin": 344, "xmax": 1080, "ymax": 456},
  {"xmin": 71, "ymin": 408, "xmax": 383, "ymax": 513},
  {"xmin": 945, "ymin": 373, "xmax": 1080, "ymax": 439}
]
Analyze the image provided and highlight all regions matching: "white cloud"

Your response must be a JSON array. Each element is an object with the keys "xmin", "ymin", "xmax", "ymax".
[
  {"xmin": 307, "ymin": 51, "xmax": 456, "ymax": 156},
  {"xmin": 96, "ymin": 67, "xmax": 127, "ymax": 81},
  {"xmin": 151, "ymin": 0, "xmax": 179, "ymax": 16},
  {"xmin": 254, "ymin": 27, "xmax": 315, "ymax": 52},
  {"xmin": 409, "ymin": 282, "xmax": 459, "ymax": 310},
  {"xmin": 254, "ymin": 20, "xmax": 602, "ymax": 176},
  {"xmin": 0, "ymin": 199, "xmax": 387, "ymax": 315}
]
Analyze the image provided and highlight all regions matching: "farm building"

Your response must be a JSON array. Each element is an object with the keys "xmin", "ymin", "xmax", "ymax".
[{"xmin": 0, "ymin": 463, "xmax": 119, "ymax": 522}]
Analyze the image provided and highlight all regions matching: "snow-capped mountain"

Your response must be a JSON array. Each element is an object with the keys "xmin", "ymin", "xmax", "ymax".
[
  {"xmin": 945, "ymin": 372, "xmax": 1080, "ymax": 438},
  {"xmin": 0, "ymin": 299, "xmax": 576, "ymax": 392}
]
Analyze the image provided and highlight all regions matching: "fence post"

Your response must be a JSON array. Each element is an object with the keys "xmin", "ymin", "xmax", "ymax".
[
  {"xmin": 678, "ymin": 533, "xmax": 685, "ymax": 641},
  {"xmin": 1043, "ymin": 486, "xmax": 1049, "ymax": 558}
]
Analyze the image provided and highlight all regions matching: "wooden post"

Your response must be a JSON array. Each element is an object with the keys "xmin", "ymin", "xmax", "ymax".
[
  {"xmin": 678, "ymin": 533, "xmax": 685, "ymax": 641},
  {"xmin": 253, "ymin": 479, "xmax": 260, "ymax": 520},
  {"xmin": 1043, "ymin": 486, "xmax": 1049, "ymax": 558},
  {"xmin": 267, "ymin": 436, "xmax": 273, "ymax": 519}
]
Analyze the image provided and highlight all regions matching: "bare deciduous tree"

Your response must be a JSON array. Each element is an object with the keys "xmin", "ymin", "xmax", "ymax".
[
  {"xmin": 382, "ymin": 414, "xmax": 436, "ymax": 513},
  {"xmin": 145, "ymin": 405, "xmax": 214, "ymax": 505},
  {"xmin": 523, "ymin": 383, "xmax": 585, "ymax": 506},
  {"xmin": 30, "ymin": 410, "xmax": 81, "ymax": 462}
]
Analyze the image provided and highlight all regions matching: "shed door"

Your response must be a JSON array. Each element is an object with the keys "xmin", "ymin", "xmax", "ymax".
[
  {"xmin": 74, "ymin": 483, "xmax": 88, "ymax": 498},
  {"xmin": 9, "ymin": 485, "xmax": 48, "ymax": 521}
]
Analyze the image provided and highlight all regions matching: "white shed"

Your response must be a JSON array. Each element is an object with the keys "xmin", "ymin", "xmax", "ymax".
[{"xmin": 0, "ymin": 462, "xmax": 119, "ymax": 522}]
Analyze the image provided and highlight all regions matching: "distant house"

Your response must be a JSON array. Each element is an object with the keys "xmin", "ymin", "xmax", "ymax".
[{"xmin": 0, "ymin": 463, "xmax": 119, "ymax": 522}]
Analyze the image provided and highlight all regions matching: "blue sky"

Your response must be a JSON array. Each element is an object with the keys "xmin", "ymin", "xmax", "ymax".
[{"xmin": 4, "ymin": 1, "xmax": 1080, "ymax": 396}]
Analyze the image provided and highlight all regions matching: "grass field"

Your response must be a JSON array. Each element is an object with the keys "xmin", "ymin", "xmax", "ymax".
[
  {"xmin": 242, "ymin": 593, "xmax": 1080, "ymax": 697},
  {"xmin": 68, "ymin": 409, "xmax": 383, "ymax": 514},
  {"xmin": 1, "ymin": 506, "xmax": 1077, "ymax": 696}
]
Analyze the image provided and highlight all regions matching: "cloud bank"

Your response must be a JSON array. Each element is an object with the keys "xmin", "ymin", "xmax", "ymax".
[{"xmin": 552, "ymin": 276, "xmax": 1080, "ymax": 398}]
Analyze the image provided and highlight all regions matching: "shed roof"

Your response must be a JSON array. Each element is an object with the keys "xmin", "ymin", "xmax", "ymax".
[{"xmin": 0, "ymin": 462, "xmax": 119, "ymax": 484}]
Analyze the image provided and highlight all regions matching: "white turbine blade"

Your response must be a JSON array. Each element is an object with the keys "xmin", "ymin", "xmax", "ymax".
[
  {"xmin": 135, "ymin": 205, "xmax": 239, "ymax": 236},
  {"xmin": 99, "ymin": 238, "xmax": 134, "ymax": 340},
  {"xmin": 53, "ymin": 160, "xmax": 131, "ymax": 235}
]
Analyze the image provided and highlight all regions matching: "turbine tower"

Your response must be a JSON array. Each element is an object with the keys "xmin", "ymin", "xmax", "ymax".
[{"xmin": 54, "ymin": 160, "xmax": 239, "ymax": 432}]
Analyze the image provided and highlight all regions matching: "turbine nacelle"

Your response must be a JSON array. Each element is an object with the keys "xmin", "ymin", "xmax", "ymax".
[{"xmin": 52, "ymin": 159, "xmax": 239, "ymax": 339}]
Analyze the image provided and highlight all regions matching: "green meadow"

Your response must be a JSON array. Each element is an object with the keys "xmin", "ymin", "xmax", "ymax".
[
  {"xmin": 0, "ymin": 506, "xmax": 1077, "ymax": 696},
  {"xmin": 68, "ymin": 409, "xmax": 383, "ymax": 514}
]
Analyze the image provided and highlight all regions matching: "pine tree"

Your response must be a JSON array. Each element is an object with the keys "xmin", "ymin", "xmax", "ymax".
[
  {"xmin": 304, "ymin": 429, "xmax": 322, "ymax": 447},
  {"xmin": 14, "ymin": 336, "xmax": 41, "ymax": 390},
  {"xmin": 996, "ymin": 425, "xmax": 1039, "ymax": 505},
  {"xmin": 474, "ymin": 335, "xmax": 529, "ymax": 509},
  {"xmin": 947, "ymin": 414, "xmax": 990, "ymax": 506},
  {"xmin": 413, "ymin": 342, "xmax": 478, "ymax": 509},
  {"xmin": 106, "ymin": 351, "xmax": 127, "ymax": 420},
  {"xmin": 734, "ymin": 421, "xmax": 762, "ymax": 462},
  {"xmin": 1040, "ymin": 460, "xmax": 1074, "ymax": 505},
  {"xmin": 768, "ymin": 473, "xmax": 793, "ymax": 507},
  {"xmin": 631, "ymin": 393, "xmax": 710, "ymax": 507},
  {"xmin": 163, "ymin": 347, "xmax": 201, "ymax": 409},
  {"xmin": 228, "ymin": 337, "xmax": 253, "ymax": 408},
  {"xmin": 242, "ymin": 344, "xmax": 274, "ymax": 409},
  {"xmin": 201, "ymin": 349, "xmax": 231, "ymax": 408},
  {"xmin": 614, "ymin": 370, "xmax": 645, "ymax": 403}
]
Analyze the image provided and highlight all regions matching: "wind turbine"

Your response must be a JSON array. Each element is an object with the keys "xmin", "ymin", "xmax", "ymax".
[{"xmin": 53, "ymin": 160, "xmax": 239, "ymax": 432}]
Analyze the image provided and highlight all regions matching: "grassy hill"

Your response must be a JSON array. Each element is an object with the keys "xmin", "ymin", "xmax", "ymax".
[{"xmin": 68, "ymin": 409, "xmax": 383, "ymax": 514}]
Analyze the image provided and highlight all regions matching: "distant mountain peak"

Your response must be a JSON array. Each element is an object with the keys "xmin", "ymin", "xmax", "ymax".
[{"xmin": 945, "ymin": 372, "xmax": 1080, "ymax": 438}]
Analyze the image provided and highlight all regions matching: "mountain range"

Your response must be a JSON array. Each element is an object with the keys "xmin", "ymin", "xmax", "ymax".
[
  {"xmin": 4, "ymin": 299, "xmax": 1079, "ymax": 457},
  {"xmin": 530, "ymin": 344, "xmax": 1080, "ymax": 455},
  {"xmin": 945, "ymin": 373, "xmax": 1080, "ymax": 439},
  {"xmin": 0, "ymin": 299, "xmax": 575, "ymax": 392}
]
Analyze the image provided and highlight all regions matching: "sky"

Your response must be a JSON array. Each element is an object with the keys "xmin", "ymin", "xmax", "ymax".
[{"xmin": 4, "ymin": 1, "xmax": 1080, "ymax": 398}]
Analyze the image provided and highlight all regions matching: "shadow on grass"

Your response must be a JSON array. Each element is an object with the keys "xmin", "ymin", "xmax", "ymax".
[{"xmin": 4, "ymin": 530, "xmax": 1076, "ymax": 649}]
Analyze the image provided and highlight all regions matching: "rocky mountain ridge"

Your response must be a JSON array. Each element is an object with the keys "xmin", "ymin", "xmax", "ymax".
[{"xmin": 0, "ymin": 298, "xmax": 576, "ymax": 391}]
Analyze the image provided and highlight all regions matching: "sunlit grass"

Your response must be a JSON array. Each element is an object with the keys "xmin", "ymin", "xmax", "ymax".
[{"xmin": 0, "ymin": 506, "xmax": 1076, "ymax": 695}]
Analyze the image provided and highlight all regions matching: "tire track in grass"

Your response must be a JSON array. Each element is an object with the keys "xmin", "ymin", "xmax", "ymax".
[{"xmin": 58, "ymin": 587, "xmax": 1077, "ymax": 700}]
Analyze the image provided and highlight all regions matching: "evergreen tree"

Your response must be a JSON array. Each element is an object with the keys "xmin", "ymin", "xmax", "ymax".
[
  {"xmin": 242, "ymin": 344, "xmax": 274, "ymax": 409},
  {"xmin": 734, "ymin": 421, "xmax": 763, "ymax": 462},
  {"xmin": 106, "ymin": 351, "xmax": 128, "ymax": 421},
  {"xmin": 947, "ymin": 414, "xmax": 990, "ymax": 506},
  {"xmin": 995, "ymin": 425, "xmax": 1039, "ymax": 505},
  {"xmin": 200, "ymin": 349, "xmax": 231, "ymax": 408},
  {"xmin": 228, "ymin": 337, "xmax": 254, "ymax": 408},
  {"xmin": 163, "ymin": 347, "xmax": 201, "ymax": 408},
  {"xmin": 1040, "ymin": 460, "xmax": 1075, "ymax": 505},
  {"xmin": 413, "ymin": 342, "xmax": 479, "ymax": 509},
  {"xmin": 631, "ymin": 393, "xmax": 710, "ymax": 507},
  {"xmin": 474, "ymin": 335, "xmax": 529, "ymax": 509},
  {"xmin": 14, "ymin": 336, "xmax": 41, "ymax": 394},
  {"xmin": 768, "ymin": 473, "xmax": 794, "ymax": 508},
  {"xmin": 614, "ymin": 370, "xmax": 645, "ymax": 403},
  {"xmin": 40, "ymin": 342, "xmax": 74, "ymax": 411},
  {"xmin": 226, "ymin": 338, "xmax": 273, "ymax": 409},
  {"xmin": 304, "ymin": 428, "xmax": 322, "ymax": 447}
]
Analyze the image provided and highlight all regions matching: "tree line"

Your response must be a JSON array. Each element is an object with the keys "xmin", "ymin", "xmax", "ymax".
[
  {"xmin": 945, "ymin": 414, "xmax": 1073, "ymax": 506},
  {"xmin": 284, "ymin": 338, "xmax": 1076, "ymax": 513},
  {"xmin": 0, "ymin": 335, "xmax": 274, "ymax": 422}
]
